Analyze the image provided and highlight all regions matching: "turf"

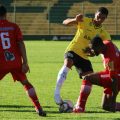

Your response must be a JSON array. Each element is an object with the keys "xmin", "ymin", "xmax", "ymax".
[{"xmin": 0, "ymin": 40, "xmax": 120, "ymax": 120}]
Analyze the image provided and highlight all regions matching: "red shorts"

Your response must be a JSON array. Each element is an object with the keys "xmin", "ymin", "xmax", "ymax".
[
  {"xmin": 0, "ymin": 67, "xmax": 27, "ymax": 81},
  {"xmin": 98, "ymin": 70, "xmax": 120, "ymax": 94}
]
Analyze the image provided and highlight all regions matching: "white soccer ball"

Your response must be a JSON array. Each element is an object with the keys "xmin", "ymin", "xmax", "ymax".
[{"xmin": 59, "ymin": 100, "xmax": 73, "ymax": 113}]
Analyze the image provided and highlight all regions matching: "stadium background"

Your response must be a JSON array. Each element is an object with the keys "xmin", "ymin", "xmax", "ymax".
[
  {"xmin": 1, "ymin": 0, "xmax": 120, "ymax": 40},
  {"xmin": 0, "ymin": 1, "xmax": 120, "ymax": 119}
]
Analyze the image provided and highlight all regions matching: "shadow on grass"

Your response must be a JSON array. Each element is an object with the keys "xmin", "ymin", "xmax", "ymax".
[
  {"xmin": 0, "ymin": 105, "xmax": 57, "ymax": 108},
  {"xmin": 0, "ymin": 105, "xmax": 33, "ymax": 108},
  {"xmin": 0, "ymin": 105, "xmax": 34, "ymax": 112},
  {"xmin": 0, "ymin": 109, "xmax": 34, "ymax": 112},
  {"xmin": 0, "ymin": 105, "xmax": 113, "ymax": 115},
  {"xmin": 85, "ymin": 111, "xmax": 109, "ymax": 113},
  {"xmin": 0, "ymin": 105, "xmax": 59, "ymax": 114}
]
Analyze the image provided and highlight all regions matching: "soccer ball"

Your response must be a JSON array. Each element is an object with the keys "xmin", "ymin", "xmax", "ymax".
[{"xmin": 59, "ymin": 100, "xmax": 73, "ymax": 113}]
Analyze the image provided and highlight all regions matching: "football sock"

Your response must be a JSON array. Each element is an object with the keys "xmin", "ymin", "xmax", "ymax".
[
  {"xmin": 116, "ymin": 102, "xmax": 120, "ymax": 111},
  {"xmin": 55, "ymin": 65, "xmax": 70, "ymax": 95},
  {"xmin": 76, "ymin": 80, "xmax": 92, "ymax": 111},
  {"xmin": 24, "ymin": 83, "xmax": 42, "ymax": 112}
]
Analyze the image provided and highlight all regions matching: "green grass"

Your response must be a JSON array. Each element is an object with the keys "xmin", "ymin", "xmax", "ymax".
[{"xmin": 0, "ymin": 40, "xmax": 120, "ymax": 120}]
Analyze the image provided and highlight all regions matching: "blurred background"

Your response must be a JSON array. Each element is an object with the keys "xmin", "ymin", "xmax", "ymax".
[{"xmin": 1, "ymin": 0, "xmax": 120, "ymax": 40}]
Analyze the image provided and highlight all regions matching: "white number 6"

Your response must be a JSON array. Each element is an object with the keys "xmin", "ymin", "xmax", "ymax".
[{"xmin": 1, "ymin": 32, "xmax": 11, "ymax": 49}]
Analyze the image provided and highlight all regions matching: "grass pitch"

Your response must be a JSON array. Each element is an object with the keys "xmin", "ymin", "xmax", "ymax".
[{"xmin": 0, "ymin": 40, "xmax": 120, "ymax": 120}]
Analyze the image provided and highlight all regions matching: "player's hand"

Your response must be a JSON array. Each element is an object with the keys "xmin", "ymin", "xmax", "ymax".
[
  {"xmin": 82, "ymin": 47, "xmax": 95, "ymax": 57},
  {"xmin": 75, "ymin": 14, "xmax": 83, "ymax": 22},
  {"xmin": 22, "ymin": 63, "xmax": 30, "ymax": 73}
]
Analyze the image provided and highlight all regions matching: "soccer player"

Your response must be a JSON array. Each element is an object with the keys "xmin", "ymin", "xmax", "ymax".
[
  {"xmin": 0, "ymin": 5, "xmax": 46, "ymax": 116},
  {"xmin": 54, "ymin": 7, "xmax": 111, "ymax": 105},
  {"xmin": 73, "ymin": 36, "xmax": 120, "ymax": 113}
]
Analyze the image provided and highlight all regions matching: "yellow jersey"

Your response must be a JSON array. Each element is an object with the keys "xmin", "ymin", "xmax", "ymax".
[{"xmin": 65, "ymin": 17, "xmax": 111, "ymax": 60}]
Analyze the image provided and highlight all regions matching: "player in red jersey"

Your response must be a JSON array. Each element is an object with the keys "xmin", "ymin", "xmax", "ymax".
[
  {"xmin": 73, "ymin": 36, "xmax": 120, "ymax": 113},
  {"xmin": 0, "ymin": 5, "xmax": 46, "ymax": 116}
]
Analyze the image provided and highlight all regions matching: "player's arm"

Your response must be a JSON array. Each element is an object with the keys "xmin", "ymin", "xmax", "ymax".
[
  {"xmin": 15, "ymin": 24, "xmax": 30, "ymax": 73},
  {"xmin": 18, "ymin": 41, "xmax": 30, "ymax": 73},
  {"xmin": 63, "ymin": 14, "xmax": 83, "ymax": 26},
  {"xmin": 82, "ymin": 46, "xmax": 95, "ymax": 57}
]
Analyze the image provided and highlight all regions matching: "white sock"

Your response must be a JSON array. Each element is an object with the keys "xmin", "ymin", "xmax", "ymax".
[{"xmin": 55, "ymin": 65, "xmax": 70, "ymax": 95}]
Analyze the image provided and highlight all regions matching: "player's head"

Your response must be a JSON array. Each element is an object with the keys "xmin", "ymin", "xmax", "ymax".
[
  {"xmin": 90, "ymin": 36, "xmax": 105, "ymax": 56},
  {"xmin": 0, "ymin": 5, "xmax": 7, "ymax": 18},
  {"xmin": 94, "ymin": 7, "xmax": 108, "ymax": 25},
  {"xmin": 97, "ymin": 7, "xmax": 108, "ymax": 17}
]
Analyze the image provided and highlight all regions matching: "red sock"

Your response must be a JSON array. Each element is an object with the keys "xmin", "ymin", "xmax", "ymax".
[
  {"xmin": 76, "ymin": 80, "xmax": 92, "ymax": 111},
  {"xmin": 24, "ymin": 83, "xmax": 42, "ymax": 112}
]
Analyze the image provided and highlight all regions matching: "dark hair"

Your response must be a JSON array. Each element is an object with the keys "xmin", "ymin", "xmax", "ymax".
[
  {"xmin": 91, "ymin": 36, "xmax": 104, "ymax": 48},
  {"xmin": 98, "ymin": 7, "xmax": 108, "ymax": 17},
  {"xmin": 91, "ymin": 36, "xmax": 104, "ymax": 55},
  {"xmin": 0, "ymin": 5, "xmax": 7, "ymax": 16}
]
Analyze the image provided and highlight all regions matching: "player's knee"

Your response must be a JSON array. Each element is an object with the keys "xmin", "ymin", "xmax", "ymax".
[
  {"xmin": 84, "ymin": 75, "xmax": 90, "ymax": 81},
  {"xmin": 82, "ymin": 75, "xmax": 92, "ymax": 86}
]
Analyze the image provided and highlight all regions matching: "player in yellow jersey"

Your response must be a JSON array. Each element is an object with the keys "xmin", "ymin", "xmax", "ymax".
[{"xmin": 54, "ymin": 7, "xmax": 111, "ymax": 106}]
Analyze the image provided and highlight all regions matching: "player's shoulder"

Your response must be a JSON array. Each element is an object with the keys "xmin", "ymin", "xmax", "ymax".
[
  {"xmin": 7, "ymin": 20, "xmax": 19, "ymax": 28},
  {"xmin": 83, "ymin": 16, "xmax": 92, "ymax": 22}
]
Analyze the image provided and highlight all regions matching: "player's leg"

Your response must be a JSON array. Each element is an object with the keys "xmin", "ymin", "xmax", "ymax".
[
  {"xmin": 100, "ymin": 71, "xmax": 119, "ymax": 112},
  {"xmin": 73, "ymin": 72, "xmax": 99, "ymax": 113},
  {"xmin": 89, "ymin": 71, "xmax": 116, "ymax": 112},
  {"xmin": 102, "ymin": 88, "xmax": 119, "ymax": 112},
  {"xmin": 11, "ymin": 70, "xmax": 46, "ymax": 117},
  {"xmin": 73, "ymin": 58, "xmax": 93, "ymax": 113},
  {"xmin": 115, "ymin": 75, "xmax": 120, "ymax": 111},
  {"xmin": 20, "ymin": 79, "xmax": 46, "ymax": 116},
  {"xmin": 97, "ymin": 71, "xmax": 119, "ymax": 112},
  {"xmin": 101, "ymin": 92, "xmax": 116, "ymax": 112},
  {"xmin": 54, "ymin": 51, "xmax": 74, "ymax": 105}
]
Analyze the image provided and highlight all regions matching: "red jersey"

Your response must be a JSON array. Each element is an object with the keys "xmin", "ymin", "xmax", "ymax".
[
  {"xmin": 0, "ymin": 19, "xmax": 23, "ymax": 70},
  {"xmin": 101, "ymin": 40, "xmax": 120, "ymax": 78}
]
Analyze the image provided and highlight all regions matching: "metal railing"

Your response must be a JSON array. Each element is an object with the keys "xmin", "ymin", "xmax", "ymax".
[{"xmin": 6, "ymin": 0, "xmax": 120, "ymax": 35}]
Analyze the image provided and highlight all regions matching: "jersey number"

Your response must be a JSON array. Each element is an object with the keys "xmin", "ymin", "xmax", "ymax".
[
  {"xmin": 0, "ymin": 32, "xmax": 15, "ymax": 61},
  {"xmin": 0, "ymin": 32, "xmax": 11, "ymax": 49}
]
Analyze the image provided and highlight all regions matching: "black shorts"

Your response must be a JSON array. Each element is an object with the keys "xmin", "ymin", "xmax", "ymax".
[{"xmin": 64, "ymin": 51, "xmax": 93, "ymax": 74}]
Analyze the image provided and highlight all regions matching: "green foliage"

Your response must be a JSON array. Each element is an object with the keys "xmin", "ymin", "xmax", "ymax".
[{"xmin": 0, "ymin": 41, "xmax": 120, "ymax": 119}]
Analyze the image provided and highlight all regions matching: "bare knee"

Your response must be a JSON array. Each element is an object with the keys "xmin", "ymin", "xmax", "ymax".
[
  {"xmin": 84, "ymin": 73, "xmax": 100, "ymax": 85},
  {"xmin": 83, "ymin": 75, "xmax": 92, "ymax": 83},
  {"xmin": 80, "ymin": 71, "xmax": 93, "ymax": 79}
]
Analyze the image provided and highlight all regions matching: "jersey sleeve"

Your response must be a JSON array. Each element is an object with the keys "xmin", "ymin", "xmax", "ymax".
[
  {"xmin": 77, "ymin": 17, "xmax": 89, "ymax": 28},
  {"xmin": 15, "ymin": 24, "xmax": 23, "ymax": 42},
  {"xmin": 100, "ymin": 29, "xmax": 111, "ymax": 40}
]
